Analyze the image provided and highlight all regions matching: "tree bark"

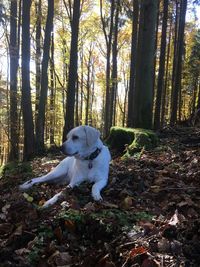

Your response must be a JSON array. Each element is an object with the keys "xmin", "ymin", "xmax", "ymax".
[
  {"xmin": 133, "ymin": 0, "xmax": 158, "ymax": 129},
  {"xmin": 110, "ymin": 0, "xmax": 120, "ymax": 129},
  {"xmin": 9, "ymin": 0, "xmax": 19, "ymax": 161},
  {"xmin": 152, "ymin": 0, "xmax": 160, "ymax": 101},
  {"xmin": 154, "ymin": 0, "xmax": 168, "ymax": 129},
  {"xmin": 170, "ymin": 0, "xmax": 187, "ymax": 125},
  {"xmin": 127, "ymin": 0, "xmax": 139, "ymax": 127},
  {"xmin": 197, "ymin": 83, "xmax": 200, "ymax": 110},
  {"xmin": 100, "ymin": 0, "xmax": 115, "ymax": 137},
  {"xmin": 21, "ymin": 0, "xmax": 35, "ymax": 160},
  {"xmin": 85, "ymin": 45, "xmax": 92, "ymax": 125},
  {"xmin": 36, "ymin": 0, "xmax": 54, "ymax": 152},
  {"xmin": 50, "ymin": 31, "xmax": 55, "ymax": 146},
  {"xmin": 35, "ymin": 0, "xmax": 41, "ymax": 125},
  {"xmin": 161, "ymin": 14, "xmax": 172, "ymax": 126},
  {"xmin": 63, "ymin": 0, "xmax": 81, "ymax": 140}
]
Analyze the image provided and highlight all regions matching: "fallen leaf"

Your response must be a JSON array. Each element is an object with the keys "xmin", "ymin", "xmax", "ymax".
[
  {"xmin": 14, "ymin": 248, "xmax": 30, "ymax": 255},
  {"xmin": 55, "ymin": 252, "xmax": 72, "ymax": 265},
  {"xmin": 170, "ymin": 240, "xmax": 182, "ymax": 254},
  {"xmin": 54, "ymin": 226, "xmax": 63, "ymax": 243},
  {"xmin": 0, "ymin": 223, "xmax": 14, "ymax": 237},
  {"xmin": 101, "ymin": 201, "xmax": 119, "ymax": 209},
  {"xmin": 64, "ymin": 219, "xmax": 76, "ymax": 232},
  {"xmin": 48, "ymin": 251, "xmax": 72, "ymax": 266},
  {"xmin": 23, "ymin": 192, "xmax": 34, "ymax": 202},
  {"xmin": 139, "ymin": 221, "xmax": 157, "ymax": 235},
  {"xmin": 158, "ymin": 238, "xmax": 171, "ymax": 253},
  {"xmin": 129, "ymin": 246, "xmax": 148, "ymax": 258},
  {"xmin": 83, "ymin": 202, "xmax": 96, "ymax": 213},
  {"xmin": 141, "ymin": 258, "xmax": 159, "ymax": 267},
  {"xmin": 168, "ymin": 210, "xmax": 179, "ymax": 226},
  {"xmin": 0, "ymin": 213, "xmax": 6, "ymax": 220},
  {"xmin": 121, "ymin": 196, "xmax": 134, "ymax": 210},
  {"xmin": 13, "ymin": 225, "xmax": 23, "ymax": 236},
  {"xmin": 150, "ymin": 186, "xmax": 161, "ymax": 193},
  {"xmin": 187, "ymin": 207, "xmax": 199, "ymax": 218},
  {"xmin": 38, "ymin": 199, "xmax": 46, "ymax": 206},
  {"xmin": 97, "ymin": 254, "xmax": 116, "ymax": 267},
  {"xmin": 2, "ymin": 204, "xmax": 11, "ymax": 213}
]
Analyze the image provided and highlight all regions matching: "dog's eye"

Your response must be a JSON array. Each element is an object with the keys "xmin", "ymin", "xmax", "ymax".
[{"xmin": 72, "ymin": 135, "xmax": 79, "ymax": 140}]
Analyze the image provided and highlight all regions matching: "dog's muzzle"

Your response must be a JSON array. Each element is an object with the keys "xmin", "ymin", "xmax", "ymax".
[{"xmin": 60, "ymin": 145, "xmax": 78, "ymax": 156}]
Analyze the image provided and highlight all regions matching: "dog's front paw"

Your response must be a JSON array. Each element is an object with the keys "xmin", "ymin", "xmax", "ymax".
[
  {"xmin": 19, "ymin": 180, "xmax": 33, "ymax": 191},
  {"xmin": 42, "ymin": 199, "xmax": 53, "ymax": 209},
  {"xmin": 42, "ymin": 192, "xmax": 63, "ymax": 209},
  {"xmin": 92, "ymin": 193, "xmax": 103, "ymax": 202}
]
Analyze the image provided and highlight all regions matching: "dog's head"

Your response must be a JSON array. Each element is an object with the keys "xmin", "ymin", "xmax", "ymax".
[{"xmin": 61, "ymin": 125, "xmax": 100, "ymax": 157}]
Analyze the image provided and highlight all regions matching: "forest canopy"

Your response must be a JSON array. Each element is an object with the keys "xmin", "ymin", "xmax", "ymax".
[{"xmin": 0, "ymin": 0, "xmax": 200, "ymax": 164}]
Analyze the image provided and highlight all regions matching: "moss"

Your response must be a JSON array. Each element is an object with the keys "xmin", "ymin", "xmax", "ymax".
[
  {"xmin": 28, "ymin": 225, "xmax": 53, "ymax": 265},
  {"xmin": 106, "ymin": 126, "xmax": 158, "ymax": 156},
  {"xmin": 1, "ymin": 161, "xmax": 32, "ymax": 178},
  {"xmin": 58, "ymin": 208, "xmax": 152, "ymax": 229},
  {"xmin": 106, "ymin": 126, "xmax": 135, "ymax": 152}
]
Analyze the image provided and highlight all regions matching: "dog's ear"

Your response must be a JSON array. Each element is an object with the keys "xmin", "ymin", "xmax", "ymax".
[{"xmin": 84, "ymin": 126, "xmax": 100, "ymax": 147}]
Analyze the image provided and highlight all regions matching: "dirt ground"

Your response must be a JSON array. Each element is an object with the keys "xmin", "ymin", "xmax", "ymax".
[{"xmin": 0, "ymin": 127, "xmax": 200, "ymax": 267}]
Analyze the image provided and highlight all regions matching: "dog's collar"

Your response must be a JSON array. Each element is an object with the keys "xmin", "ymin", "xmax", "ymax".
[
  {"xmin": 83, "ymin": 147, "xmax": 101, "ymax": 169},
  {"xmin": 84, "ymin": 147, "xmax": 102, "ymax": 161}
]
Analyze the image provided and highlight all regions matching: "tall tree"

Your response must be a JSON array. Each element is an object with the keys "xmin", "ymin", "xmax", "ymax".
[
  {"xmin": 161, "ymin": 14, "xmax": 173, "ymax": 126},
  {"xmin": 100, "ymin": 0, "xmax": 115, "ymax": 137},
  {"xmin": 132, "ymin": 0, "xmax": 158, "ymax": 128},
  {"xmin": 154, "ymin": 0, "xmax": 169, "ymax": 129},
  {"xmin": 36, "ymin": 0, "xmax": 54, "ymax": 152},
  {"xmin": 35, "ymin": 0, "xmax": 42, "ymax": 125},
  {"xmin": 109, "ymin": 0, "xmax": 120, "ymax": 128},
  {"xmin": 50, "ymin": 31, "xmax": 55, "ymax": 145},
  {"xmin": 127, "ymin": 0, "xmax": 139, "ymax": 127},
  {"xmin": 21, "ymin": 0, "xmax": 35, "ymax": 160},
  {"xmin": 197, "ymin": 85, "xmax": 200, "ymax": 110},
  {"xmin": 170, "ymin": 0, "xmax": 187, "ymax": 124},
  {"xmin": 85, "ymin": 44, "xmax": 93, "ymax": 125},
  {"xmin": 188, "ymin": 29, "xmax": 200, "ymax": 112},
  {"xmin": 9, "ymin": 0, "xmax": 19, "ymax": 160},
  {"xmin": 63, "ymin": 0, "xmax": 81, "ymax": 140}
]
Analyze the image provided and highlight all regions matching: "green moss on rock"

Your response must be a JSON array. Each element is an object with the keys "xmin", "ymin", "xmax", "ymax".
[
  {"xmin": 1, "ymin": 162, "xmax": 32, "ymax": 176},
  {"xmin": 106, "ymin": 126, "xmax": 158, "ymax": 156},
  {"xmin": 106, "ymin": 126, "xmax": 135, "ymax": 152}
]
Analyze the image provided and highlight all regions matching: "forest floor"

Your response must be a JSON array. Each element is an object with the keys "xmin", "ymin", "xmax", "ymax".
[{"xmin": 0, "ymin": 126, "xmax": 200, "ymax": 267}]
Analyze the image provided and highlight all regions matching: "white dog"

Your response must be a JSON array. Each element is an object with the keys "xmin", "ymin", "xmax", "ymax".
[{"xmin": 19, "ymin": 126, "xmax": 111, "ymax": 208}]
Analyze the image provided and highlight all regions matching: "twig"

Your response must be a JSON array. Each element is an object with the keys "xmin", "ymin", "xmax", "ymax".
[
  {"xmin": 121, "ymin": 257, "xmax": 129, "ymax": 267},
  {"xmin": 163, "ymin": 187, "xmax": 198, "ymax": 191}
]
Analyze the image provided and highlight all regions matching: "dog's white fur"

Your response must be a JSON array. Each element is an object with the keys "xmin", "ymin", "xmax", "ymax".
[{"xmin": 19, "ymin": 125, "xmax": 111, "ymax": 208}]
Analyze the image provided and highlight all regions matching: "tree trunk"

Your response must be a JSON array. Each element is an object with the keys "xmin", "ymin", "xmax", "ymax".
[
  {"xmin": 100, "ymin": 0, "xmax": 115, "ymax": 137},
  {"xmin": 161, "ymin": 14, "xmax": 172, "ymax": 126},
  {"xmin": 9, "ymin": 0, "xmax": 19, "ymax": 161},
  {"xmin": 50, "ymin": 31, "xmax": 55, "ymax": 146},
  {"xmin": 80, "ymin": 46, "xmax": 84, "ymax": 124},
  {"xmin": 133, "ymin": 0, "xmax": 158, "ymax": 129},
  {"xmin": 35, "ymin": 0, "xmax": 41, "ymax": 125},
  {"xmin": 36, "ymin": 0, "xmax": 54, "ymax": 152},
  {"xmin": 171, "ymin": 0, "xmax": 179, "ymax": 102},
  {"xmin": 127, "ymin": 0, "xmax": 139, "ymax": 127},
  {"xmin": 75, "ymin": 79, "xmax": 79, "ymax": 126},
  {"xmin": 154, "ymin": 0, "xmax": 168, "ymax": 129},
  {"xmin": 85, "ymin": 45, "xmax": 92, "ymax": 125},
  {"xmin": 170, "ymin": 0, "xmax": 187, "ymax": 125},
  {"xmin": 21, "ymin": 0, "xmax": 35, "ymax": 160},
  {"xmin": 109, "ymin": 0, "xmax": 120, "ymax": 129},
  {"xmin": 197, "ymin": 83, "xmax": 200, "ymax": 110},
  {"xmin": 63, "ymin": 0, "xmax": 81, "ymax": 140}
]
